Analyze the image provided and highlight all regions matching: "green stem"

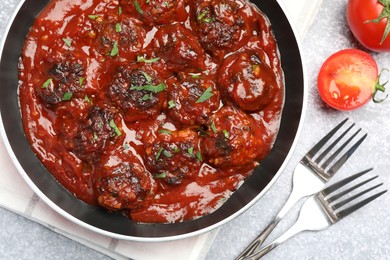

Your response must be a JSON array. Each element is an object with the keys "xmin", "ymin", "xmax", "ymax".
[
  {"xmin": 373, "ymin": 69, "xmax": 388, "ymax": 103},
  {"xmin": 364, "ymin": 0, "xmax": 390, "ymax": 45}
]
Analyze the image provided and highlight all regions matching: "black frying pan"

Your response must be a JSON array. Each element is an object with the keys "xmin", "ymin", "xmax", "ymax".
[{"xmin": 0, "ymin": 0, "xmax": 306, "ymax": 241}]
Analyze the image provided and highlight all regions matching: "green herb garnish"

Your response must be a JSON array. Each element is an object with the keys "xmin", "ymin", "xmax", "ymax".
[
  {"xmin": 42, "ymin": 78, "xmax": 53, "ymax": 88},
  {"xmin": 196, "ymin": 86, "xmax": 213, "ymax": 103},
  {"xmin": 118, "ymin": 6, "xmax": 122, "ymax": 15},
  {"xmin": 136, "ymin": 55, "xmax": 160, "ymax": 63},
  {"xmin": 84, "ymin": 95, "xmax": 93, "ymax": 104},
  {"xmin": 210, "ymin": 121, "xmax": 217, "ymax": 133},
  {"xmin": 197, "ymin": 10, "xmax": 207, "ymax": 21},
  {"xmin": 163, "ymin": 150, "xmax": 172, "ymax": 158},
  {"xmin": 142, "ymin": 71, "xmax": 153, "ymax": 83},
  {"xmin": 173, "ymin": 146, "xmax": 180, "ymax": 153},
  {"xmin": 188, "ymin": 147, "xmax": 194, "ymax": 155},
  {"xmin": 62, "ymin": 92, "xmax": 73, "ymax": 101},
  {"xmin": 189, "ymin": 73, "xmax": 201, "ymax": 79},
  {"xmin": 158, "ymin": 129, "xmax": 172, "ymax": 135},
  {"xmin": 93, "ymin": 132, "xmax": 99, "ymax": 141},
  {"xmin": 168, "ymin": 100, "xmax": 176, "ymax": 109},
  {"xmin": 88, "ymin": 14, "xmax": 100, "ymax": 20},
  {"xmin": 79, "ymin": 77, "xmax": 85, "ymax": 86},
  {"xmin": 142, "ymin": 94, "xmax": 151, "ymax": 101},
  {"xmin": 62, "ymin": 38, "xmax": 72, "ymax": 47},
  {"xmin": 130, "ymin": 83, "xmax": 167, "ymax": 93},
  {"xmin": 115, "ymin": 23, "xmax": 122, "ymax": 32},
  {"xmin": 196, "ymin": 151, "xmax": 203, "ymax": 162},
  {"xmin": 134, "ymin": 0, "xmax": 143, "ymax": 15},
  {"xmin": 109, "ymin": 119, "xmax": 122, "ymax": 136},
  {"xmin": 155, "ymin": 147, "xmax": 164, "ymax": 161},
  {"xmin": 223, "ymin": 129, "xmax": 229, "ymax": 139},
  {"xmin": 154, "ymin": 173, "xmax": 167, "ymax": 179},
  {"xmin": 123, "ymin": 143, "xmax": 130, "ymax": 150},
  {"xmin": 110, "ymin": 41, "xmax": 119, "ymax": 56}
]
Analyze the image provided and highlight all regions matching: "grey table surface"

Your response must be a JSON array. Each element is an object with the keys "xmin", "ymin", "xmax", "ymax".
[{"xmin": 1, "ymin": 0, "xmax": 390, "ymax": 259}]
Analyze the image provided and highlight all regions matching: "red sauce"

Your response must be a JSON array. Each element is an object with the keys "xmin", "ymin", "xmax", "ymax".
[{"xmin": 18, "ymin": 0, "xmax": 284, "ymax": 223}]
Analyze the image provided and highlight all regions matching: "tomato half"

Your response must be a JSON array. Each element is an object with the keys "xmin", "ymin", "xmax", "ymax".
[
  {"xmin": 347, "ymin": 0, "xmax": 390, "ymax": 52},
  {"xmin": 317, "ymin": 49, "xmax": 379, "ymax": 111}
]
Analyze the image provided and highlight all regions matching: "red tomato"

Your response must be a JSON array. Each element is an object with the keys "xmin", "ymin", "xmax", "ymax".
[
  {"xmin": 347, "ymin": 0, "xmax": 390, "ymax": 52},
  {"xmin": 317, "ymin": 49, "xmax": 386, "ymax": 111}
]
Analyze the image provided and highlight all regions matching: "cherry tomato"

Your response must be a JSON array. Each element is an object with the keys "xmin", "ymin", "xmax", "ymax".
[
  {"xmin": 347, "ymin": 0, "xmax": 390, "ymax": 52},
  {"xmin": 317, "ymin": 49, "xmax": 387, "ymax": 111}
]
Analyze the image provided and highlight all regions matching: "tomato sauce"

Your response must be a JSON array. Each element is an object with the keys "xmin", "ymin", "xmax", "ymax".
[{"xmin": 18, "ymin": 0, "xmax": 284, "ymax": 223}]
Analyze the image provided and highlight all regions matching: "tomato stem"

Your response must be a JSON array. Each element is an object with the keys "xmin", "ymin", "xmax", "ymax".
[
  {"xmin": 364, "ymin": 0, "xmax": 390, "ymax": 45},
  {"xmin": 373, "ymin": 69, "xmax": 388, "ymax": 103}
]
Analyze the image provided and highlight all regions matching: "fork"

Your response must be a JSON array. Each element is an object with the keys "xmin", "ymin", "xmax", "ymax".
[
  {"xmin": 241, "ymin": 168, "xmax": 387, "ymax": 259},
  {"xmin": 236, "ymin": 118, "xmax": 366, "ymax": 259}
]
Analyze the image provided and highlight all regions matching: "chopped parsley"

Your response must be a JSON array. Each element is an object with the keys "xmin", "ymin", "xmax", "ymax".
[
  {"xmin": 142, "ymin": 71, "xmax": 153, "ymax": 83},
  {"xmin": 189, "ymin": 73, "xmax": 201, "ymax": 79},
  {"xmin": 84, "ymin": 95, "xmax": 93, "ymax": 104},
  {"xmin": 123, "ymin": 143, "xmax": 130, "ymax": 150},
  {"xmin": 158, "ymin": 129, "xmax": 172, "ymax": 135},
  {"xmin": 88, "ymin": 14, "xmax": 100, "ymax": 20},
  {"xmin": 61, "ymin": 92, "xmax": 73, "ymax": 101},
  {"xmin": 93, "ymin": 132, "xmax": 99, "ymax": 141},
  {"xmin": 188, "ymin": 147, "xmax": 194, "ymax": 155},
  {"xmin": 168, "ymin": 100, "xmax": 176, "ymax": 109},
  {"xmin": 196, "ymin": 151, "xmax": 203, "ymax": 162},
  {"xmin": 118, "ymin": 6, "xmax": 123, "ymax": 15},
  {"xmin": 42, "ymin": 78, "xmax": 53, "ymax": 88},
  {"xmin": 136, "ymin": 55, "xmax": 160, "ymax": 63},
  {"xmin": 110, "ymin": 41, "xmax": 119, "ymax": 56},
  {"xmin": 164, "ymin": 1, "xmax": 169, "ymax": 8},
  {"xmin": 109, "ymin": 120, "xmax": 122, "ymax": 136},
  {"xmin": 197, "ymin": 10, "xmax": 208, "ymax": 21},
  {"xmin": 115, "ymin": 23, "xmax": 122, "ymax": 32},
  {"xmin": 79, "ymin": 77, "xmax": 85, "ymax": 86},
  {"xmin": 142, "ymin": 94, "xmax": 151, "ymax": 101},
  {"xmin": 130, "ymin": 83, "xmax": 167, "ymax": 93},
  {"xmin": 173, "ymin": 146, "xmax": 180, "ymax": 153},
  {"xmin": 163, "ymin": 150, "xmax": 172, "ymax": 158},
  {"xmin": 196, "ymin": 86, "xmax": 213, "ymax": 103},
  {"xmin": 223, "ymin": 129, "xmax": 229, "ymax": 139},
  {"xmin": 154, "ymin": 173, "xmax": 167, "ymax": 179},
  {"xmin": 210, "ymin": 121, "xmax": 217, "ymax": 133},
  {"xmin": 62, "ymin": 38, "xmax": 72, "ymax": 47},
  {"xmin": 134, "ymin": 0, "xmax": 143, "ymax": 15},
  {"xmin": 155, "ymin": 147, "xmax": 164, "ymax": 161}
]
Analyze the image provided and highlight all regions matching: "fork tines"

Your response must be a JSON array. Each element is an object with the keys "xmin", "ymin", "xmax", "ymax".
[
  {"xmin": 303, "ymin": 118, "xmax": 367, "ymax": 181},
  {"xmin": 318, "ymin": 168, "xmax": 387, "ymax": 223}
]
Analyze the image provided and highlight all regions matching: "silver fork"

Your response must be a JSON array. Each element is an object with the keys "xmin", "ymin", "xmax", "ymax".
[
  {"xmin": 241, "ymin": 168, "xmax": 387, "ymax": 259},
  {"xmin": 236, "ymin": 118, "xmax": 366, "ymax": 260}
]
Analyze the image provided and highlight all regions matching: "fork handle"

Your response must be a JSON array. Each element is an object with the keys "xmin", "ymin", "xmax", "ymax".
[
  {"xmin": 241, "ymin": 221, "xmax": 304, "ymax": 260},
  {"xmin": 236, "ymin": 189, "xmax": 302, "ymax": 260}
]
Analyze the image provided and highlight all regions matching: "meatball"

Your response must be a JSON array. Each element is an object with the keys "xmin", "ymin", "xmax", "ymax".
[
  {"xmin": 92, "ymin": 16, "xmax": 146, "ymax": 60},
  {"xmin": 121, "ymin": 0, "xmax": 188, "ymax": 26},
  {"xmin": 106, "ymin": 64, "xmax": 167, "ymax": 122},
  {"xmin": 94, "ymin": 147, "xmax": 157, "ymax": 211},
  {"xmin": 56, "ymin": 105, "xmax": 119, "ymax": 163},
  {"xmin": 166, "ymin": 73, "xmax": 220, "ymax": 125},
  {"xmin": 218, "ymin": 50, "xmax": 278, "ymax": 112},
  {"xmin": 153, "ymin": 24, "xmax": 206, "ymax": 72},
  {"xmin": 201, "ymin": 105, "xmax": 267, "ymax": 169},
  {"xmin": 191, "ymin": 0, "xmax": 251, "ymax": 58},
  {"xmin": 38, "ymin": 61, "xmax": 85, "ymax": 107},
  {"xmin": 144, "ymin": 129, "xmax": 203, "ymax": 185}
]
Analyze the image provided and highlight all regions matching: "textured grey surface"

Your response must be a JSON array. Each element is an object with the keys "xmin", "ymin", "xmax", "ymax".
[{"xmin": 1, "ymin": 0, "xmax": 390, "ymax": 259}]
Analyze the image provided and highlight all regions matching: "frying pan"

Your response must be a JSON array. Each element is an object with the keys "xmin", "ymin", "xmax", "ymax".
[{"xmin": 0, "ymin": 0, "xmax": 306, "ymax": 241}]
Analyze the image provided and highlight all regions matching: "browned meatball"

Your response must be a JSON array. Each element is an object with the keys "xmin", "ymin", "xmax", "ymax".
[
  {"xmin": 144, "ymin": 129, "xmax": 203, "ymax": 185},
  {"xmin": 56, "ymin": 104, "xmax": 119, "ymax": 163},
  {"xmin": 37, "ymin": 61, "xmax": 85, "ymax": 107},
  {"xmin": 218, "ymin": 50, "xmax": 278, "ymax": 112},
  {"xmin": 191, "ymin": 0, "xmax": 251, "ymax": 58},
  {"xmin": 121, "ymin": 0, "xmax": 188, "ymax": 26},
  {"xmin": 166, "ymin": 73, "xmax": 220, "ymax": 125},
  {"xmin": 92, "ymin": 15, "xmax": 146, "ymax": 60},
  {"xmin": 106, "ymin": 64, "xmax": 167, "ymax": 122},
  {"xmin": 201, "ymin": 105, "xmax": 267, "ymax": 169},
  {"xmin": 153, "ymin": 24, "xmax": 206, "ymax": 72},
  {"xmin": 94, "ymin": 147, "xmax": 157, "ymax": 211}
]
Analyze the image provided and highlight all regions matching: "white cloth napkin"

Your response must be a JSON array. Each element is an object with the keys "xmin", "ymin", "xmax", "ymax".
[{"xmin": 0, "ymin": 0, "xmax": 323, "ymax": 259}]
